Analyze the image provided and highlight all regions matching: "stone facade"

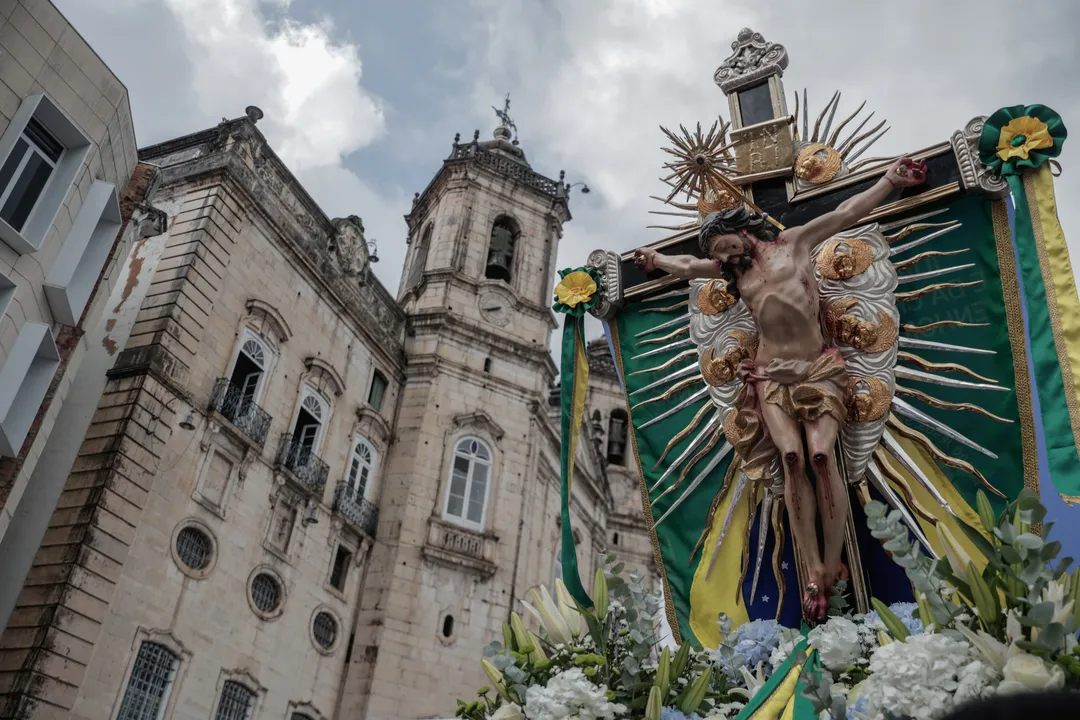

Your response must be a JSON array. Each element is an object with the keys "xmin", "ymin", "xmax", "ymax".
[
  {"xmin": 0, "ymin": 36, "xmax": 657, "ymax": 719},
  {"xmin": 0, "ymin": 0, "xmax": 146, "ymax": 634}
]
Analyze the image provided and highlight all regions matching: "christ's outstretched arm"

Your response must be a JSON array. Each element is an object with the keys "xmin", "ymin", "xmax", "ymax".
[
  {"xmin": 790, "ymin": 157, "xmax": 928, "ymax": 250},
  {"xmin": 632, "ymin": 247, "xmax": 725, "ymax": 279}
]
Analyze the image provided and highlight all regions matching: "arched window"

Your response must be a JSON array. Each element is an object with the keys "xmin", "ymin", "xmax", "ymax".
[
  {"xmin": 291, "ymin": 389, "xmax": 328, "ymax": 455},
  {"xmin": 215, "ymin": 680, "xmax": 255, "ymax": 720},
  {"xmin": 443, "ymin": 437, "xmax": 492, "ymax": 529},
  {"xmin": 406, "ymin": 223, "xmax": 432, "ymax": 291},
  {"xmin": 228, "ymin": 329, "xmax": 271, "ymax": 403},
  {"xmin": 345, "ymin": 438, "xmax": 376, "ymax": 502},
  {"xmin": 485, "ymin": 217, "xmax": 519, "ymax": 282},
  {"xmin": 116, "ymin": 642, "xmax": 179, "ymax": 720},
  {"xmin": 607, "ymin": 410, "xmax": 628, "ymax": 465}
]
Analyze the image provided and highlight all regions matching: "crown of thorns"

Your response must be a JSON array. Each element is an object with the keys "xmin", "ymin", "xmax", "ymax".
[{"xmin": 698, "ymin": 208, "xmax": 768, "ymax": 254}]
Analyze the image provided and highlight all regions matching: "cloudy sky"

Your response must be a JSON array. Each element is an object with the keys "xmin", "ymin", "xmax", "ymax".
[{"xmin": 56, "ymin": 0, "xmax": 1080, "ymax": 350}]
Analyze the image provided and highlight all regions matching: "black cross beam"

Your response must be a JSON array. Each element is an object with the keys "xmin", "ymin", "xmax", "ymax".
[{"xmin": 619, "ymin": 150, "xmax": 963, "ymax": 298}]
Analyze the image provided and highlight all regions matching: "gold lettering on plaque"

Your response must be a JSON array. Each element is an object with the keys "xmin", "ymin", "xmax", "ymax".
[{"xmin": 732, "ymin": 117, "xmax": 794, "ymax": 178}]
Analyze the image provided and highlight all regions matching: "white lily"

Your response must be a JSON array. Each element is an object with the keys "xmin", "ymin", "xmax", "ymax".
[
  {"xmin": 1005, "ymin": 609, "xmax": 1023, "ymax": 644},
  {"xmin": 955, "ymin": 624, "xmax": 1009, "ymax": 673},
  {"xmin": 523, "ymin": 584, "xmax": 578, "ymax": 646},
  {"xmin": 936, "ymin": 523, "xmax": 974, "ymax": 577},
  {"xmin": 554, "ymin": 578, "xmax": 584, "ymax": 638},
  {"xmin": 1040, "ymin": 577, "xmax": 1075, "ymax": 626},
  {"xmin": 729, "ymin": 663, "xmax": 767, "ymax": 700}
]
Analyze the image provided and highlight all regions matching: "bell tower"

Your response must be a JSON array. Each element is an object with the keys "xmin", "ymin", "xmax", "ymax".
[{"xmin": 343, "ymin": 106, "xmax": 575, "ymax": 719}]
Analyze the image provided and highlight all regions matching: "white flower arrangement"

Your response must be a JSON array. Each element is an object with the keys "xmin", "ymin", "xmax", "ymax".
[{"xmin": 462, "ymin": 489, "xmax": 1080, "ymax": 720}]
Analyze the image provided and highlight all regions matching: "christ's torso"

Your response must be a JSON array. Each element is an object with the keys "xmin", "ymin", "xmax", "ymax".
[{"xmin": 737, "ymin": 235, "xmax": 825, "ymax": 363}]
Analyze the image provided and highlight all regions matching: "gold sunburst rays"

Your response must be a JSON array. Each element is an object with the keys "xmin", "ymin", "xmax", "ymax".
[
  {"xmin": 793, "ymin": 88, "xmax": 890, "ymax": 165},
  {"xmin": 630, "ymin": 374, "xmax": 702, "ymax": 411},
  {"xmin": 628, "ymin": 348, "xmax": 696, "ymax": 377},
  {"xmin": 896, "ymin": 280, "xmax": 983, "ymax": 303},
  {"xmin": 892, "ymin": 249, "xmax": 970, "ymax": 272},
  {"xmin": 652, "ymin": 426, "xmax": 725, "ymax": 506},
  {"xmin": 873, "ymin": 447, "xmax": 940, "ymax": 525},
  {"xmin": 895, "ymin": 385, "xmax": 1013, "ymax": 424},
  {"xmin": 659, "ymin": 120, "xmax": 741, "ymax": 202},
  {"xmin": 886, "ymin": 414, "xmax": 1006, "ymax": 499},
  {"xmin": 652, "ymin": 401, "xmax": 712, "ymax": 470},
  {"xmin": 638, "ymin": 325, "xmax": 690, "ymax": 347},
  {"xmin": 886, "ymin": 220, "xmax": 961, "ymax": 243},
  {"xmin": 641, "ymin": 300, "xmax": 689, "ymax": 314},
  {"xmin": 896, "ymin": 351, "xmax": 999, "ymax": 385},
  {"xmin": 900, "ymin": 319, "xmax": 989, "ymax": 334}
]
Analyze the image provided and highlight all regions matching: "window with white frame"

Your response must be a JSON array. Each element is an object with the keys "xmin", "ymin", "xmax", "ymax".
[
  {"xmin": 344, "ymin": 438, "xmax": 376, "ymax": 503},
  {"xmin": 0, "ymin": 95, "xmax": 92, "ymax": 254},
  {"xmin": 290, "ymin": 388, "xmax": 328, "ymax": 455},
  {"xmin": 443, "ymin": 437, "xmax": 492, "ymax": 530},
  {"xmin": 115, "ymin": 642, "xmax": 179, "ymax": 720},
  {"xmin": 229, "ymin": 330, "xmax": 271, "ymax": 404},
  {"xmin": 215, "ymin": 680, "xmax": 255, "ymax": 720}
]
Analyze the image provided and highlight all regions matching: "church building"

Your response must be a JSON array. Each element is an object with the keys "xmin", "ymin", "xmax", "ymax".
[{"xmin": 0, "ymin": 78, "xmax": 657, "ymax": 718}]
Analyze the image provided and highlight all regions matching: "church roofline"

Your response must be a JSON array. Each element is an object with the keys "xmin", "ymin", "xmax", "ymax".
[{"xmin": 406, "ymin": 131, "xmax": 572, "ymax": 229}]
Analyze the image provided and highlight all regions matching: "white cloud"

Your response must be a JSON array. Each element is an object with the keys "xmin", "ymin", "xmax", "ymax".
[
  {"xmin": 56, "ymin": 0, "xmax": 409, "ymax": 292},
  {"xmin": 461, "ymin": 0, "xmax": 1080, "ymax": 352}
]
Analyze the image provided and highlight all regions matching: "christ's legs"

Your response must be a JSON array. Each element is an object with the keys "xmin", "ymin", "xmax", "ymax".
[
  {"xmin": 805, "ymin": 415, "xmax": 847, "ymax": 592},
  {"xmin": 758, "ymin": 401, "xmax": 824, "ymax": 617}
]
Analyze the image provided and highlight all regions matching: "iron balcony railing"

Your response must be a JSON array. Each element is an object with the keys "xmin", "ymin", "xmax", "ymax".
[
  {"xmin": 333, "ymin": 483, "xmax": 379, "ymax": 538},
  {"xmin": 276, "ymin": 434, "xmax": 329, "ymax": 496},
  {"xmin": 209, "ymin": 378, "xmax": 273, "ymax": 447}
]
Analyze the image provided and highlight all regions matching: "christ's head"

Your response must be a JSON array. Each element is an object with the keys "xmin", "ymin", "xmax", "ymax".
[{"xmin": 698, "ymin": 208, "xmax": 775, "ymax": 273}]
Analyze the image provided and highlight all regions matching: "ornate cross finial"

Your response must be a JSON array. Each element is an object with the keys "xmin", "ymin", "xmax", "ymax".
[
  {"xmin": 493, "ymin": 92, "xmax": 518, "ymax": 139},
  {"xmin": 714, "ymin": 28, "xmax": 788, "ymax": 95}
]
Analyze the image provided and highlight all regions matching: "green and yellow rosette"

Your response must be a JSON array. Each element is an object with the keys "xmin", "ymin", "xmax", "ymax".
[
  {"xmin": 979, "ymin": 104, "xmax": 1066, "ymax": 176},
  {"xmin": 552, "ymin": 267, "xmax": 603, "ymax": 607}
]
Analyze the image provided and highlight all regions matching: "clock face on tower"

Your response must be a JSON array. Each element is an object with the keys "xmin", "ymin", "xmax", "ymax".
[{"xmin": 478, "ymin": 289, "xmax": 512, "ymax": 327}]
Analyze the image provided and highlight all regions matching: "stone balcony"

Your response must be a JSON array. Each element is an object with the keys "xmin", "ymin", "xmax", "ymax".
[
  {"xmin": 332, "ymin": 483, "xmax": 378, "ymax": 538},
  {"xmin": 208, "ymin": 378, "xmax": 273, "ymax": 448},
  {"xmin": 275, "ymin": 434, "xmax": 329, "ymax": 497},
  {"xmin": 421, "ymin": 517, "xmax": 497, "ymax": 578}
]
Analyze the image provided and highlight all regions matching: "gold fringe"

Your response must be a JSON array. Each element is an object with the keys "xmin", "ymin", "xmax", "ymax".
[
  {"xmin": 653, "ymin": 402, "xmax": 712, "ymax": 470},
  {"xmin": 886, "ymin": 414, "xmax": 1006, "ymax": 499},
  {"xmin": 899, "ymin": 319, "xmax": 989, "ymax": 334},
  {"xmin": 895, "ymin": 385, "xmax": 1013, "ymax": 424},
  {"xmin": 896, "ymin": 280, "xmax": 982, "ymax": 302},
  {"xmin": 614, "ymin": 324, "xmax": 684, "ymax": 644},
  {"xmin": 991, "ymin": 199, "xmax": 1040, "ymax": 498},
  {"xmin": 896, "ymin": 351, "xmax": 999, "ymax": 385}
]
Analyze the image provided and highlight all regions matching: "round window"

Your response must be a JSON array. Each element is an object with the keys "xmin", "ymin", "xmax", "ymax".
[
  {"xmin": 175, "ymin": 526, "xmax": 213, "ymax": 571},
  {"xmin": 312, "ymin": 611, "xmax": 338, "ymax": 650},
  {"xmin": 250, "ymin": 573, "xmax": 282, "ymax": 614}
]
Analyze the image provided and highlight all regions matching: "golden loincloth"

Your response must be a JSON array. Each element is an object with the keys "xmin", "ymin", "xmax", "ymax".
[{"xmin": 722, "ymin": 348, "xmax": 848, "ymax": 482}]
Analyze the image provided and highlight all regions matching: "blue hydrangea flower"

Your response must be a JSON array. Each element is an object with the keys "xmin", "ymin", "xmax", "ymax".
[
  {"xmin": 863, "ymin": 602, "xmax": 923, "ymax": 636},
  {"xmin": 711, "ymin": 619, "xmax": 786, "ymax": 679},
  {"xmin": 661, "ymin": 708, "xmax": 701, "ymax": 720}
]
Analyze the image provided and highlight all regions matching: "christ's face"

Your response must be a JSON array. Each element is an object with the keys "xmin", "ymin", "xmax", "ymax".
[{"xmin": 707, "ymin": 231, "xmax": 750, "ymax": 264}]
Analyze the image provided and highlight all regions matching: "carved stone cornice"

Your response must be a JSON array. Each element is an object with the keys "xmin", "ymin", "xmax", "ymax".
[
  {"xmin": 951, "ymin": 116, "xmax": 1009, "ymax": 199},
  {"xmin": 140, "ymin": 117, "xmax": 406, "ymax": 367},
  {"xmin": 714, "ymin": 28, "xmax": 789, "ymax": 95},
  {"xmin": 421, "ymin": 517, "xmax": 497, "ymax": 578},
  {"xmin": 452, "ymin": 410, "xmax": 506, "ymax": 442}
]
